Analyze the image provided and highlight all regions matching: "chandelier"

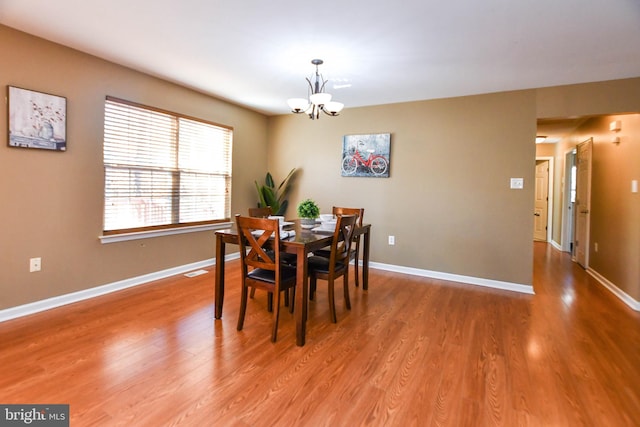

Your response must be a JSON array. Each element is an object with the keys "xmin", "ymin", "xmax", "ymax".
[{"xmin": 287, "ymin": 59, "xmax": 344, "ymax": 120}]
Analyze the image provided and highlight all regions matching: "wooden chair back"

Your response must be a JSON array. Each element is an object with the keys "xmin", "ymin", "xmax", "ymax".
[
  {"xmin": 248, "ymin": 206, "xmax": 273, "ymax": 218},
  {"xmin": 328, "ymin": 214, "xmax": 358, "ymax": 268},
  {"xmin": 332, "ymin": 206, "xmax": 364, "ymax": 226},
  {"xmin": 307, "ymin": 214, "xmax": 358, "ymax": 323},
  {"xmin": 332, "ymin": 206, "xmax": 364, "ymax": 287},
  {"xmin": 236, "ymin": 215, "xmax": 280, "ymax": 273}
]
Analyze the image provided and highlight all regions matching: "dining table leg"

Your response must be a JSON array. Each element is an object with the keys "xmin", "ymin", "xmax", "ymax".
[
  {"xmin": 294, "ymin": 246, "xmax": 308, "ymax": 346},
  {"xmin": 214, "ymin": 233, "xmax": 226, "ymax": 319},
  {"xmin": 362, "ymin": 227, "xmax": 370, "ymax": 291}
]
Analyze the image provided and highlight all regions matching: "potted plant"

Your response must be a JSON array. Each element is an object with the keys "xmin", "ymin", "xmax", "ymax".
[
  {"xmin": 254, "ymin": 168, "xmax": 297, "ymax": 216},
  {"xmin": 297, "ymin": 199, "xmax": 320, "ymax": 228}
]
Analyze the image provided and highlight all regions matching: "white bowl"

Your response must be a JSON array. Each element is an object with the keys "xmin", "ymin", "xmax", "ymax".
[
  {"xmin": 320, "ymin": 220, "xmax": 337, "ymax": 230},
  {"xmin": 319, "ymin": 214, "xmax": 335, "ymax": 222},
  {"xmin": 268, "ymin": 215, "xmax": 285, "ymax": 224}
]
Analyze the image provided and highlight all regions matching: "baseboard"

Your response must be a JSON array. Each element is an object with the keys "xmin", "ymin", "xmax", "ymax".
[
  {"xmin": 550, "ymin": 240, "xmax": 563, "ymax": 251},
  {"xmin": 586, "ymin": 268, "xmax": 640, "ymax": 311},
  {"xmin": 2, "ymin": 252, "xmax": 532, "ymax": 323},
  {"xmin": 0, "ymin": 252, "xmax": 240, "ymax": 323},
  {"xmin": 369, "ymin": 261, "xmax": 535, "ymax": 295}
]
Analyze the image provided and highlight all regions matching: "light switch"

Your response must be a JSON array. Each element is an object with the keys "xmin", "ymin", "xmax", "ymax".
[
  {"xmin": 510, "ymin": 178, "xmax": 524, "ymax": 189},
  {"xmin": 632, "ymin": 180, "xmax": 638, "ymax": 193}
]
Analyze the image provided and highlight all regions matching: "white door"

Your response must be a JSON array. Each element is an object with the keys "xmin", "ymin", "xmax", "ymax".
[
  {"xmin": 575, "ymin": 138, "xmax": 593, "ymax": 268},
  {"xmin": 534, "ymin": 160, "xmax": 549, "ymax": 241}
]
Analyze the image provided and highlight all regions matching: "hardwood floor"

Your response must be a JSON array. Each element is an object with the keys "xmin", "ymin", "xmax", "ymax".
[{"xmin": 1, "ymin": 242, "xmax": 639, "ymax": 426}]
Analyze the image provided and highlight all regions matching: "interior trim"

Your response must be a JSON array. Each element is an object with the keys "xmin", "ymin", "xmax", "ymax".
[
  {"xmin": 587, "ymin": 267, "xmax": 640, "ymax": 311},
  {"xmin": 99, "ymin": 222, "xmax": 233, "ymax": 244},
  {"xmin": 2, "ymin": 254, "xmax": 543, "ymax": 323},
  {"xmin": 369, "ymin": 261, "xmax": 535, "ymax": 295}
]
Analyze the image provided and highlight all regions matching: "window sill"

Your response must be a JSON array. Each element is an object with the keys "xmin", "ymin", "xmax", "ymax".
[{"xmin": 99, "ymin": 222, "xmax": 233, "ymax": 244}]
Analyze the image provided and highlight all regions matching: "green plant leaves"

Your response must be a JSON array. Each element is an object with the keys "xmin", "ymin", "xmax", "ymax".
[
  {"xmin": 297, "ymin": 199, "xmax": 319, "ymax": 218},
  {"xmin": 255, "ymin": 168, "xmax": 296, "ymax": 216}
]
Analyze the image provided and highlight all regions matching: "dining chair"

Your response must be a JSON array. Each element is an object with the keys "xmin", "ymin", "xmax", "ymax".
[
  {"xmin": 235, "ymin": 214, "xmax": 297, "ymax": 342},
  {"xmin": 247, "ymin": 206, "xmax": 296, "ymax": 308},
  {"xmin": 307, "ymin": 214, "xmax": 357, "ymax": 323},
  {"xmin": 248, "ymin": 206, "xmax": 273, "ymax": 304},
  {"xmin": 314, "ymin": 207, "xmax": 364, "ymax": 287},
  {"xmin": 248, "ymin": 206, "xmax": 272, "ymax": 218}
]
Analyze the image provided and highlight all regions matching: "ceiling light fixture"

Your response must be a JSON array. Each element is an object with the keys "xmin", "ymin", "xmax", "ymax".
[
  {"xmin": 287, "ymin": 59, "xmax": 344, "ymax": 120},
  {"xmin": 535, "ymin": 136, "xmax": 547, "ymax": 144}
]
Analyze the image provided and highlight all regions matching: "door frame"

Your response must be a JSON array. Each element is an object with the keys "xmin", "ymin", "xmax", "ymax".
[
  {"xmin": 561, "ymin": 148, "xmax": 577, "ymax": 253},
  {"xmin": 535, "ymin": 156, "xmax": 554, "ymax": 243}
]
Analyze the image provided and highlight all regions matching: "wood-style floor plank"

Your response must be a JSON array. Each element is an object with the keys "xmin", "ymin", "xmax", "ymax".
[{"xmin": 1, "ymin": 242, "xmax": 639, "ymax": 426}]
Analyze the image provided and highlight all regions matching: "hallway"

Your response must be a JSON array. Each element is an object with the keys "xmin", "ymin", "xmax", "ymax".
[{"xmin": 530, "ymin": 241, "xmax": 640, "ymax": 424}]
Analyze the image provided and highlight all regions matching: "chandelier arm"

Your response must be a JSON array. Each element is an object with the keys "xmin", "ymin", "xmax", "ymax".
[
  {"xmin": 289, "ymin": 59, "xmax": 342, "ymax": 120},
  {"xmin": 320, "ymin": 107, "xmax": 339, "ymax": 117},
  {"xmin": 318, "ymin": 77, "xmax": 327, "ymax": 94},
  {"xmin": 308, "ymin": 104, "xmax": 317, "ymax": 120}
]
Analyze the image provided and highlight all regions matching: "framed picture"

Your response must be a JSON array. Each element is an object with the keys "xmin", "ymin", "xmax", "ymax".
[
  {"xmin": 8, "ymin": 86, "xmax": 67, "ymax": 151},
  {"xmin": 341, "ymin": 133, "xmax": 391, "ymax": 177}
]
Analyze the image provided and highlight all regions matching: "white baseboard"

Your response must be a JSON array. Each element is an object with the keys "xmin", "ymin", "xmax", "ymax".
[
  {"xmin": 587, "ymin": 268, "xmax": 640, "ymax": 311},
  {"xmin": 2, "ymin": 253, "xmax": 534, "ymax": 323},
  {"xmin": 550, "ymin": 240, "xmax": 563, "ymax": 251},
  {"xmin": 369, "ymin": 261, "xmax": 535, "ymax": 295},
  {"xmin": 0, "ymin": 252, "xmax": 240, "ymax": 323}
]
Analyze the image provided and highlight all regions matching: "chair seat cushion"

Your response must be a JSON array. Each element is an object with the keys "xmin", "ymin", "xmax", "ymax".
[
  {"xmin": 261, "ymin": 250, "xmax": 298, "ymax": 265},
  {"xmin": 307, "ymin": 255, "xmax": 346, "ymax": 274},
  {"xmin": 248, "ymin": 265, "xmax": 296, "ymax": 283}
]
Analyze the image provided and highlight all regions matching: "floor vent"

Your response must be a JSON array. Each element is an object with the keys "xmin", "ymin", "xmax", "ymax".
[{"xmin": 184, "ymin": 269, "xmax": 209, "ymax": 278}]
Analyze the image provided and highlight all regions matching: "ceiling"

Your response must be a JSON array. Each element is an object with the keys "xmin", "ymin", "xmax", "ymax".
[
  {"xmin": 1, "ymin": 0, "xmax": 639, "ymax": 123},
  {"xmin": 536, "ymin": 117, "xmax": 589, "ymax": 144}
]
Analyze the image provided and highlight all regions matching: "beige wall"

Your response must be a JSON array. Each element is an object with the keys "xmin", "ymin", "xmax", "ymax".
[
  {"xmin": 535, "ymin": 143, "xmax": 555, "ymax": 158},
  {"xmin": 537, "ymin": 78, "xmax": 640, "ymax": 118},
  {"xmin": 0, "ymin": 25, "xmax": 268, "ymax": 309},
  {"xmin": 587, "ymin": 114, "xmax": 640, "ymax": 299},
  {"xmin": 268, "ymin": 91, "xmax": 538, "ymax": 285}
]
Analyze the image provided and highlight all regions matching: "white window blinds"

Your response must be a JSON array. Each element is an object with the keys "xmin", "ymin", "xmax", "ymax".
[{"xmin": 103, "ymin": 97, "xmax": 232, "ymax": 234}]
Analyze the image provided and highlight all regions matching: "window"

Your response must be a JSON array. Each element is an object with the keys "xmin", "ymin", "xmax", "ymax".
[{"xmin": 103, "ymin": 97, "xmax": 232, "ymax": 234}]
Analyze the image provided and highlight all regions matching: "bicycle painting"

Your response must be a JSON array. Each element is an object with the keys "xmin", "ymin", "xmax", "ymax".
[{"xmin": 341, "ymin": 133, "xmax": 391, "ymax": 177}]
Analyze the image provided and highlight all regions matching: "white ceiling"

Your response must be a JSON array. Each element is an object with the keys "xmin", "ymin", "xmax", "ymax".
[{"xmin": 1, "ymin": 0, "xmax": 639, "ymax": 117}]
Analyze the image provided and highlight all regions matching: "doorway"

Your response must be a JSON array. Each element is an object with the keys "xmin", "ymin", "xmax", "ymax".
[
  {"xmin": 534, "ymin": 156, "xmax": 554, "ymax": 242},
  {"xmin": 574, "ymin": 138, "xmax": 593, "ymax": 268}
]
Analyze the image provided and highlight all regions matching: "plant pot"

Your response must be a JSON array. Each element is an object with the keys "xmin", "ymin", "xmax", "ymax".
[{"xmin": 300, "ymin": 218, "xmax": 316, "ymax": 229}]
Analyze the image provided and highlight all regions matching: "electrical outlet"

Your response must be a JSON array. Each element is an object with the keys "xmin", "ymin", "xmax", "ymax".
[
  {"xmin": 30, "ymin": 257, "xmax": 41, "ymax": 272},
  {"xmin": 388, "ymin": 235, "xmax": 395, "ymax": 245},
  {"xmin": 510, "ymin": 178, "xmax": 524, "ymax": 189}
]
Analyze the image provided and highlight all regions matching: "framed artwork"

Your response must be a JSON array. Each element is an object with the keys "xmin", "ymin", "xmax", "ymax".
[
  {"xmin": 8, "ymin": 86, "xmax": 67, "ymax": 151},
  {"xmin": 341, "ymin": 133, "xmax": 390, "ymax": 177}
]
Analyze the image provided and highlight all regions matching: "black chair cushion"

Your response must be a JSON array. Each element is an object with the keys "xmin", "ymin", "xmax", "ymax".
[
  {"xmin": 261, "ymin": 250, "xmax": 297, "ymax": 266},
  {"xmin": 307, "ymin": 255, "xmax": 346, "ymax": 274},
  {"xmin": 248, "ymin": 265, "xmax": 297, "ymax": 283}
]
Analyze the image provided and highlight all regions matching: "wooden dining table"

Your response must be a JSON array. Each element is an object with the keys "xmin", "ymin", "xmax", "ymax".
[{"xmin": 214, "ymin": 220, "xmax": 371, "ymax": 346}]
